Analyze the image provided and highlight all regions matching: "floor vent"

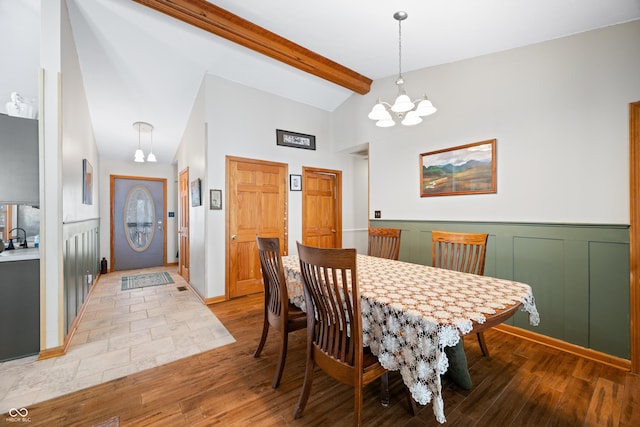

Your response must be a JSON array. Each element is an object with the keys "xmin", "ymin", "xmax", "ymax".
[{"xmin": 177, "ymin": 286, "xmax": 187, "ymax": 292}]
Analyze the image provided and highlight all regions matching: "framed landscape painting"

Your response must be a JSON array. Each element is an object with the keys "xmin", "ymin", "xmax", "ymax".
[
  {"xmin": 420, "ymin": 139, "xmax": 496, "ymax": 197},
  {"xmin": 82, "ymin": 159, "xmax": 93, "ymax": 205}
]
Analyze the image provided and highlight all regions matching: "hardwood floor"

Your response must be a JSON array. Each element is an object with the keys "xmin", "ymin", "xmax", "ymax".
[{"xmin": 19, "ymin": 294, "xmax": 640, "ymax": 426}]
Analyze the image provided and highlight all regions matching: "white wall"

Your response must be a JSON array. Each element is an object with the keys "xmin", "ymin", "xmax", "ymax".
[
  {"xmin": 175, "ymin": 77, "xmax": 207, "ymax": 297},
  {"xmin": 334, "ymin": 20, "xmax": 640, "ymax": 224},
  {"xmin": 177, "ymin": 74, "xmax": 368, "ymax": 299},
  {"xmin": 98, "ymin": 158, "xmax": 178, "ymax": 270},
  {"xmin": 0, "ymin": 0, "xmax": 39, "ymax": 110},
  {"xmin": 61, "ymin": 0, "xmax": 98, "ymax": 223}
]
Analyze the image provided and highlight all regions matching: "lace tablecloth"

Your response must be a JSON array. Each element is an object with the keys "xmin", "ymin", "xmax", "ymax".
[{"xmin": 281, "ymin": 254, "xmax": 539, "ymax": 423}]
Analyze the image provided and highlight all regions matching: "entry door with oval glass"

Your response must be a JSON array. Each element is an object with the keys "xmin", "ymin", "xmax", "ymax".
[{"xmin": 112, "ymin": 177, "xmax": 166, "ymax": 271}]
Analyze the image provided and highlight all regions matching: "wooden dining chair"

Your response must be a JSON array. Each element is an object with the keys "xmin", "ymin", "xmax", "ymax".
[
  {"xmin": 431, "ymin": 230, "xmax": 491, "ymax": 357},
  {"xmin": 294, "ymin": 242, "xmax": 391, "ymax": 426},
  {"xmin": 367, "ymin": 227, "xmax": 402, "ymax": 260},
  {"xmin": 254, "ymin": 236, "xmax": 307, "ymax": 389}
]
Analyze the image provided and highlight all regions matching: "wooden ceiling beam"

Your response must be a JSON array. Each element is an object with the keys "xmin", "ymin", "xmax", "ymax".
[{"xmin": 133, "ymin": 0, "xmax": 372, "ymax": 94}]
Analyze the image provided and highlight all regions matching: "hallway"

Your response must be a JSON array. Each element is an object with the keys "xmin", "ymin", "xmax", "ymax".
[{"xmin": 0, "ymin": 266, "xmax": 234, "ymax": 414}]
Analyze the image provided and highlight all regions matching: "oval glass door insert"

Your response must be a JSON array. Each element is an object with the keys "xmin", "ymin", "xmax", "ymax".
[{"xmin": 124, "ymin": 185, "xmax": 155, "ymax": 252}]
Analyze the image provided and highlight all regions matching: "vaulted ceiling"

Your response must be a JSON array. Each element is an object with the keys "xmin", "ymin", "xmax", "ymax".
[{"xmin": 4, "ymin": 0, "xmax": 640, "ymax": 163}]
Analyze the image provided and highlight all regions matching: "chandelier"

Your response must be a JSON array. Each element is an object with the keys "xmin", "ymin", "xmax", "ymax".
[
  {"xmin": 368, "ymin": 11, "xmax": 437, "ymax": 127},
  {"xmin": 133, "ymin": 121, "xmax": 156, "ymax": 162}
]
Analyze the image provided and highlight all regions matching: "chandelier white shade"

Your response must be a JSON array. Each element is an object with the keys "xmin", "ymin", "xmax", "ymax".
[
  {"xmin": 368, "ymin": 11, "xmax": 437, "ymax": 127},
  {"xmin": 133, "ymin": 121, "xmax": 156, "ymax": 162}
]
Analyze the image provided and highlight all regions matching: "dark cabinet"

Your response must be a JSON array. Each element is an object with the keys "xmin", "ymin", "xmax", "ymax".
[
  {"xmin": 0, "ymin": 114, "xmax": 39, "ymax": 205},
  {"xmin": 0, "ymin": 259, "xmax": 40, "ymax": 361}
]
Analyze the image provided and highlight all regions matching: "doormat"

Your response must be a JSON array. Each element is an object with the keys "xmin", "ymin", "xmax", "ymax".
[{"xmin": 121, "ymin": 272, "xmax": 174, "ymax": 290}]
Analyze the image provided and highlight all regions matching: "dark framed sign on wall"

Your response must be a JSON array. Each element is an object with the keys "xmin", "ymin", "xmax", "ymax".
[{"xmin": 276, "ymin": 129, "xmax": 316, "ymax": 150}]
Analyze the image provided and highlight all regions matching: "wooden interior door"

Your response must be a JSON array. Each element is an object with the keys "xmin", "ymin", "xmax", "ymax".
[
  {"xmin": 227, "ymin": 156, "xmax": 287, "ymax": 298},
  {"xmin": 302, "ymin": 167, "xmax": 342, "ymax": 248},
  {"xmin": 178, "ymin": 168, "xmax": 190, "ymax": 281}
]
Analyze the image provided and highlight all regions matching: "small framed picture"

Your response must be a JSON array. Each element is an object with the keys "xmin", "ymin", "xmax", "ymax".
[
  {"xmin": 210, "ymin": 189, "xmax": 222, "ymax": 210},
  {"xmin": 191, "ymin": 178, "xmax": 202, "ymax": 206},
  {"xmin": 82, "ymin": 159, "xmax": 93, "ymax": 205},
  {"xmin": 290, "ymin": 174, "xmax": 302, "ymax": 191}
]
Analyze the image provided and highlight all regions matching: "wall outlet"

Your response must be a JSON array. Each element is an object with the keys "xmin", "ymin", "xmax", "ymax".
[{"xmin": 374, "ymin": 210, "xmax": 381, "ymax": 218}]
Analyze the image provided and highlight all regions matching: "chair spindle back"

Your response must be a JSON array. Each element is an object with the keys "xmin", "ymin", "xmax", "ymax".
[{"xmin": 367, "ymin": 227, "xmax": 402, "ymax": 261}]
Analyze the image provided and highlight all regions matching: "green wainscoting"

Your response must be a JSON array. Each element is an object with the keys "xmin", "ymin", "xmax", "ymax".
[
  {"xmin": 63, "ymin": 219, "xmax": 100, "ymax": 336},
  {"xmin": 370, "ymin": 220, "xmax": 630, "ymax": 359}
]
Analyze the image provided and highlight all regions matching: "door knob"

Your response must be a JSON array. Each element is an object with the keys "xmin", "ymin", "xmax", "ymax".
[
  {"xmin": 231, "ymin": 235, "xmax": 237, "ymax": 240},
  {"xmin": 331, "ymin": 229, "xmax": 336, "ymax": 233}
]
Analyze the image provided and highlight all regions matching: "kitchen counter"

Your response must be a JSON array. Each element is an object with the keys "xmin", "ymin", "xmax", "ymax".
[{"xmin": 0, "ymin": 247, "xmax": 40, "ymax": 262}]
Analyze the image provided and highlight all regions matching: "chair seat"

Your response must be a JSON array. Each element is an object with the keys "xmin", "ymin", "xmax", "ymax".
[
  {"xmin": 362, "ymin": 347, "xmax": 385, "ymax": 375},
  {"xmin": 287, "ymin": 309, "xmax": 307, "ymax": 331}
]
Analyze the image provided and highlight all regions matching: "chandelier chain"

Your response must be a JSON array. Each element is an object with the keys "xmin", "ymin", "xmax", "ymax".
[{"xmin": 398, "ymin": 17, "xmax": 403, "ymax": 80}]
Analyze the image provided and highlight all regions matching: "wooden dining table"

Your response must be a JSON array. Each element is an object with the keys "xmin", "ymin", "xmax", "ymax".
[{"xmin": 281, "ymin": 253, "xmax": 540, "ymax": 424}]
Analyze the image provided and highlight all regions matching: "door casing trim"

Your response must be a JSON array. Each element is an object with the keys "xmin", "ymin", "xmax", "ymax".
[{"xmin": 109, "ymin": 175, "xmax": 168, "ymax": 271}]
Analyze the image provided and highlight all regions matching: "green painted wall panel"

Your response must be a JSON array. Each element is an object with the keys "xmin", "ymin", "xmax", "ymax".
[
  {"xmin": 370, "ymin": 219, "xmax": 630, "ymax": 359},
  {"xmin": 589, "ymin": 242, "xmax": 630, "ymax": 358},
  {"xmin": 513, "ymin": 237, "xmax": 565, "ymax": 338},
  {"xmin": 563, "ymin": 241, "xmax": 590, "ymax": 346}
]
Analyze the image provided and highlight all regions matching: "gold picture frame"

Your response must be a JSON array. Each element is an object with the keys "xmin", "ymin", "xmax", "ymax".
[{"xmin": 420, "ymin": 139, "xmax": 496, "ymax": 197}]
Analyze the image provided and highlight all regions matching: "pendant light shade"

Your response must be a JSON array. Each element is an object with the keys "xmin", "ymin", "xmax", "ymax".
[
  {"xmin": 401, "ymin": 110, "xmax": 422, "ymax": 126},
  {"xmin": 415, "ymin": 97, "xmax": 437, "ymax": 116},
  {"xmin": 134, "ymin": 148, "xmax": 145, "ymax": 162},
  {"xmin": 368, "ymin": 101, "xmax": 389, "ymax": 121},
  {"xmin": 391, "ymin": 94, "xmax": 414, "ymax": 113}
]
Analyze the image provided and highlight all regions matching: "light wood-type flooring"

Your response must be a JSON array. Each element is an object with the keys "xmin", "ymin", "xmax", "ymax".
[{"xmin": 13, "ymin": 293, "xmax": 640, "ymax": 426}]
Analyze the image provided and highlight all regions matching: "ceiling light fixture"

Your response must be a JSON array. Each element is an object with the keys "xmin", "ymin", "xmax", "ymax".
[
  {"xmin": 368, "ymin": 11, "xmax": 437, "ymax": 127},
  {"xmin": 133, "ymin": 121, "xmax": 156, "ymax": 163}
]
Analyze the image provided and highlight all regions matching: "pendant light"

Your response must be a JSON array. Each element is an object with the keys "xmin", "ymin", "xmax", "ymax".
[
  {"xmin": 146, "ymin": 126, "xmax": 157, "ymax": 162},
  {"xmin": 132, "ymin": 121, "xmax": 156, "ymax": 162},
  {"xmin": 368, "ymin": 11, "xmax": 437, "ymax": 127}
]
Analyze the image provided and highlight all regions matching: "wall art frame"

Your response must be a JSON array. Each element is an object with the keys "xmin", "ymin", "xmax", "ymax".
[
  {"xmin": 290, "ymin": 174, "xmax": 302, "ymax": 191},
  {"xmin": 420, "ymin": 139, "xmax": 497, "ymax": 197},
  {"xmin": 191, "ymin": 178, "xmax": 202, "ymax": 206},
  {"xmin": 82, "ymin": 158, "xmax": 93, "ymax": 205},
  {"xmin": 276, "ymin": 129, "xmax": 316, "ymax": 150},
  {"xmin": 210, "ymin": 189, "xmax": 222, "ymax": 210}
]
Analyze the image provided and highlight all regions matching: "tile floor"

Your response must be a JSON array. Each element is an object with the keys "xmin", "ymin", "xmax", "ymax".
[{"xmin": 0, "ymin": 267, "xmax": 235, "ymax": 414}]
